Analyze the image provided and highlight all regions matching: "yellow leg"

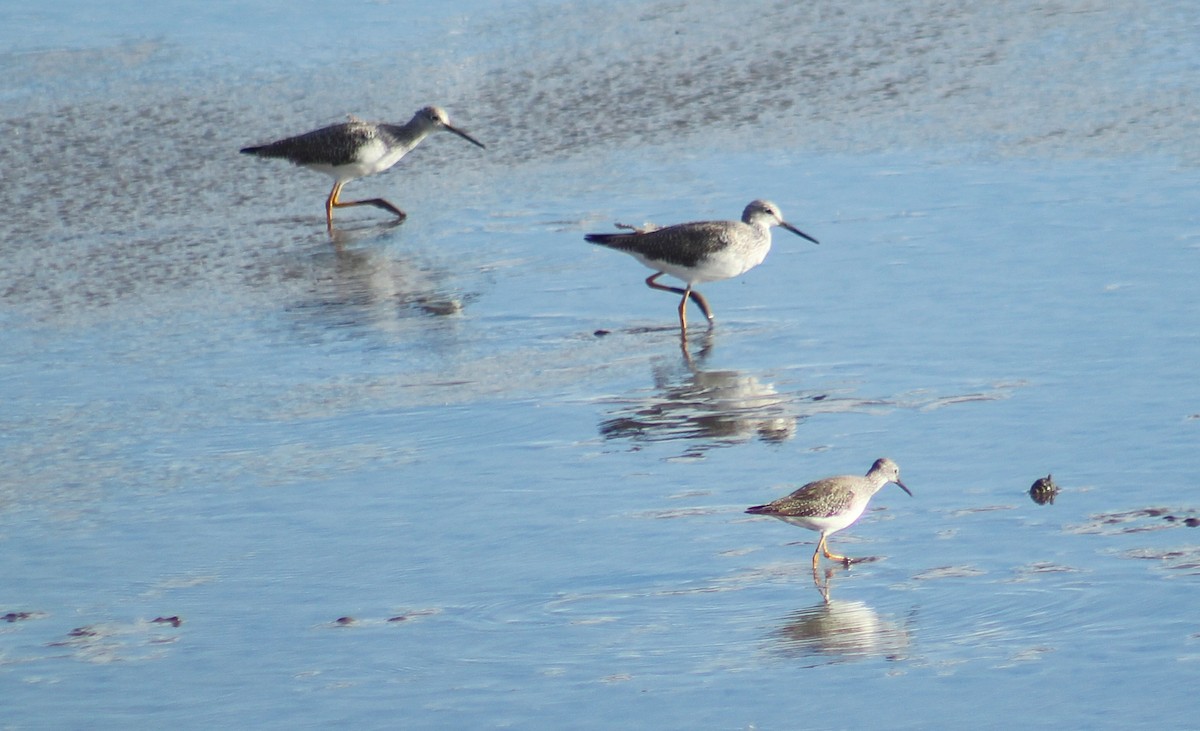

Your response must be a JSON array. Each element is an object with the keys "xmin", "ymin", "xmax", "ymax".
[
  {"xmin": 324, "ymin": 180, "xmax": 406, "ymax": 232},
  {"xmin": 688, "ymin": 289, "xmax": 714, "ymax": 325},
  {"xmin": 646, "ymin": 273, "xmax": 716, "ymax": 333},
  {"xmin": 325, "ymin": 181, "xmax": 344, "ymax": 231},
  {"xmin": 819, "ymin": 534, "xmax": 851, "ymax": 566}
]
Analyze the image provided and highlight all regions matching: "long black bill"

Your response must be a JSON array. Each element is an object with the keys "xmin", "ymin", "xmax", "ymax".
[
  {"xmin": 781, "ymin": 221, "xmax": 819, "ymax": 244},
  {"xmin": 446, "ymin": 124, "xmax": 486, "ymax": 149}
]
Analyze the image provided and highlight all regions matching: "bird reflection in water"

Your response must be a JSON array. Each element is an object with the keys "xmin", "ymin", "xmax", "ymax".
[
  {"xmin": 770, "ymin": 565, "xmax": 912, "ymax": 664},
  {"xmin": 598, "ymin": 331, "xmax": 800, "ymax": 453},
  {"xmin": 289, "ymin": 233, "xmax": 466, "ymax": 336}
]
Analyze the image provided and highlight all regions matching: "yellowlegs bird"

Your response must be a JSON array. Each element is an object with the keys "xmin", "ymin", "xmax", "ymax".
[
  {"xmin": 584, "ymin": 200, "xmax": 817, "ymax": 332},
  {"xmin": 240, "ymin": 106, "xmax": 485, "ymax": 230},
  {"xmin": 746, "ymin": 458, "xmax": 911, "ymax": 569}
]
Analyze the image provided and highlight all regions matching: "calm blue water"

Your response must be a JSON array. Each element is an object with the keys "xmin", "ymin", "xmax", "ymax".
[{"xmin": 3, "ymin": 1, "xmax": 1199, "ymax": 728}]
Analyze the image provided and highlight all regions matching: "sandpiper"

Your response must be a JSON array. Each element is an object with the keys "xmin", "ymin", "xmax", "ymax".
[
  {"xmin": 746, "ymin": 458, "xmax": 912, "ymax": 569},
  {"xmin": 584, "ymin": 200, "xmax": 817, "ymax": 333},
  {"xmin": 240, "ymin": 106, "xmax": 485, "ymax": 230}
]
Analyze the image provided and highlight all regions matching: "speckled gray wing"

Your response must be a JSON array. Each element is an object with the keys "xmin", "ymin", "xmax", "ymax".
[
  {"xmin": 746, "ymin": 479, "xmax": 857, "ymax": 519},
  {"xmin": 585, "ymin": 222, "xmax": 735, "ymax": 269},
  {"xmin": 240, "ymin": 121, "xmax": 376, "ymax": 167}
]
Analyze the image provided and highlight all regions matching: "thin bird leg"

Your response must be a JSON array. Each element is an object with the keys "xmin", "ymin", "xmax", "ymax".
[
  {"xmin": 326, "ymin": 180, "xmax": 407, "ymax": 228},
  {"xmin": 645, "ymin": 272, "xmax": 689, "ymax": 297},
  {"xmin": 819, "ymin": 535, "xmax": 852, "ymax": 566},
  {"xmin": 325, "ymin": 181, "xmax": 344, "ymax": 231},
  {"xmin": 645, "ymin": 273, "xmax": 715, "ymax": 332},
  {"xmin": 687, "ymin": 288, "xmax": 714, "ymax": 325},
  {"xmin": 645, "ymin": 272, "xmax": 689, "ymax": 330},
  {"xmin": 334, "ymin": 197, "xmax": 406, "ymax": 218}
]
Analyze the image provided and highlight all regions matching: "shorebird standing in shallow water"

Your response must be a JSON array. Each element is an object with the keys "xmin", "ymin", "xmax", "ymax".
[
  {"xmin": 240, "ymin": 106, "xmax": 485, "ymax": 231},
  {"xmin": 746, "ymin": 458, "xmax": 912, "ymax": 569},
  {"xmin": 585, "ymin": 200, "xmax": 817, "ymax": 333}
]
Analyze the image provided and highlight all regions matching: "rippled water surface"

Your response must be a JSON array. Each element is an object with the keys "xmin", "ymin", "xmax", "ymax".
[{"xmin": 3, "ymin": 1, "xmax": 1199, "ymax": 728}]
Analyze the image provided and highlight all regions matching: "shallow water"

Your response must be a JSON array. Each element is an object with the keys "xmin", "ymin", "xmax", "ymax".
[{"xmin": 3, "ymin": 0, "xmax": 1200, "ymax": 728}]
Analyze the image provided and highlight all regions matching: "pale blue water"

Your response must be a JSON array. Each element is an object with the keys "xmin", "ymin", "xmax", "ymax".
[{"xmin": 3, "ymin": 1, "xmax": 1200, "ymax": 728}]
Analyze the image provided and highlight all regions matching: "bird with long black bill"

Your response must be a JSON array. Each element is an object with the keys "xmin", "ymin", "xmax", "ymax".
[
  {"xmin": 585, "ymin": 200, "xmax": 817, "ymax": 333},
  {"xmin": 241, "ymin": 105, "xmax": 485, "ymax": 230}
]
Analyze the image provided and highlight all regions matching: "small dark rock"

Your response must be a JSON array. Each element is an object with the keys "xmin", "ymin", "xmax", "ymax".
[
  {"xmin": 386, "ymin": 615, "xmax": 408, "ymax": 623},
  {"xmin": 334, "ymin": 616, "xmax": 356, "ymax": 626},
  {"xmin": 3, "ymin": 612, "xmax": 33, "ymax": 623},
  {"xmin": 152, "ymin": 616, "xmax": 182, "ymax": 627},
  {"xmin": 593, "ymin": 329, "xmax": 611, "ymax": 337},
  {"xmin": 1029, "ymin": 474, "xmax": 1060, "ymax": 505},
  {"xmin": 1185, "ymin": 517, "xmax": 1200, "ymax": 528}
]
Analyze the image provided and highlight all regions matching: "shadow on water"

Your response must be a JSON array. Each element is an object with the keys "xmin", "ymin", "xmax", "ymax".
[{"xmin": 767, "ymin": 566, "xmax": 913, "ymax": 666}]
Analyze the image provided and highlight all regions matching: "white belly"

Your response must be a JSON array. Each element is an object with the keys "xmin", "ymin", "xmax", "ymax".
[
  {"xmin": 306, "ymin": 138, "xmax": 409, "ymax": 182},
  {"xmin": 641, "ymin": 242, "xmax": 770, "ymax": 285},
  {"xmin": 775, "ymin": 501, "xmax": 867, "ymax": 536}
]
